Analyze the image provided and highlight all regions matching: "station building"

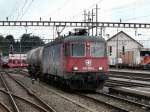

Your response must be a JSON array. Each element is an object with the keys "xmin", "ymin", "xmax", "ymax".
[{"xmin": 106, "ymin": 31, "xmax": 143, "ymax": 67}]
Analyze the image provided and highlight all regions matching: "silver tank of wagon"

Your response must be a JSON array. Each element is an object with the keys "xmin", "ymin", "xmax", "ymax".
[{"xmin": 26, "ymin": 47, "xmax": 43, "ymax": 67}]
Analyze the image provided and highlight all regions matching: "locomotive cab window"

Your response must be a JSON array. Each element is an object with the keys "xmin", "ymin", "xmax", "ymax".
[
  {"xmin": 90, "ymin": 42, "xmax": 105, "ymax": 57},
  {"xmin": 71, "ymin": 43, "xmax": 85, "ymax": 56},
  {"xmin": 64, "ymin": 44, "xmax": 70, "ymax": 56}
]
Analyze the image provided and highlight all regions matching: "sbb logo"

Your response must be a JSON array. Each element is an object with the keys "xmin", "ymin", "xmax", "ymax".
[{"xmin": 85, "ymin": 59, "xmax": 92, "ymax": 66}]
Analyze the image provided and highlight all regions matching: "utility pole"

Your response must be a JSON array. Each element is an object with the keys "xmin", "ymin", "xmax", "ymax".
[
  {"xmin": 92, "ymin": 9, "xmax": 94, "ymax": 36},
  {"xmin": 84, "ymin": 10, "xmax": 86, "ymax": 22},
  {"xmin": 88, "ymin": 11, "xmax": 91, "ymax": 35},
  {"xmin": 83, "ymin": 10, "xmax": 87, "ymax": 29},
  {"xmin": 25, "ymin": 26, "xmax": 28, "ymax": 34},
  {"xmin": 116, "ymin": 36, "xmax": 119, "ymax": 69},
  {"xmin": 53, "ymin": 26, "xmax": 55, "ymax": 40},
  {"xmin": 100, "ymin": 27, "xmax": 103, "ymax": 37},
  {"xmin": 96, "ymin": 4, "xmax": 98, "ymax": 36}
]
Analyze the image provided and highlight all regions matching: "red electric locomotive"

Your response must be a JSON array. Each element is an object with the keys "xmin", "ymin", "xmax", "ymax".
[{"xmin": 27, "ymin": 29, "xmax": 108, "ymax": 91}]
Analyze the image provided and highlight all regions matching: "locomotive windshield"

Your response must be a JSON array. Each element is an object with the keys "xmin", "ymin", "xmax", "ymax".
[
  {"xmin": 90, "ymin": 42, "xmax": 105, "ymax": 57},
  {"xmin": 71, "ymin": 43, "xmax": 85, "ymax": 56}
]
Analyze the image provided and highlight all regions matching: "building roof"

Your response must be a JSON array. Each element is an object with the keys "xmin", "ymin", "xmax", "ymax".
[{"xmin": 107, "ymin": 31, "xmax": 143, "ymax": 47}]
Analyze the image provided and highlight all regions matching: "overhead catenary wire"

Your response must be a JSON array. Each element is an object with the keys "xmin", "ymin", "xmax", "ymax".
[
  {"xmin": 68, "ymin": 0, "xmax": 103, "ymax": 21},
  {"xmin": 8, "ymin": 0, "xmax": 21, "ymax": 20},
  {"xmin": 15, "ymin": 0, "xmax": 30, "ymax": 21},
  {"xmin": 17, "ymin": 0, "xmax": 34, "ymax": 20}
]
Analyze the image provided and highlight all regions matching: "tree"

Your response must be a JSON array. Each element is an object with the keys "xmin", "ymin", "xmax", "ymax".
[
  {"xmin": 0, "ymin": 34, "xmax": 45, "ymax": 56},
  {"xmin": 5, "ymin": 35, "xmax": 15, "ymax": 44},
  {"xmin": 19, "ymin": 34, "xmax": 45, "ymax": 53},
  {"xmin": 0, "ymin": 35, "xmax": 4, "ymax": 47},
  {"xmin": 0, "ymin": 35, "xmax": 4, "ymax": 41},
  {"xmin": 0, "ymin": 35, "xmax": 8, "ymax": 56}
]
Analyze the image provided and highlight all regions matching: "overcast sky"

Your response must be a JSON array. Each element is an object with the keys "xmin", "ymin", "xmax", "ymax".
[{"xmin": 0, "ymin": 0, "xmax": 150, "ymax": 47}]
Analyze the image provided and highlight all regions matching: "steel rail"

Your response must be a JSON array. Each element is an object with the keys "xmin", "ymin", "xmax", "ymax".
[
  {"xmin": 96, "ymin": 91, "xmax": 150, "ymax": 110},
  {"xmin": 0, "ymin": 89, "xmax": 52, "ymax": 112},
  {"xmin": 6, "ymin": 72, "xmax": 57, "ymax": 112},
  {"xmin": 109, "ymin": 74, "xmax": 150, "ymax": 81},
  {"xmin": 106, "ymin": 79, "xmax": 150, "ymax": 87},
  {"xmin": 0, "ymin": 73, "xmax": 20, "ymax": 112},
  {"xmin": 0, "ymin": 101, "xmax": 13, "ymax": 112},
  {"xmin": 109, "ymin": 71, "xmax": 150, "ymax": 77},
  {"xmin": 38, "ymin": 82, "xmax": 97, "ymax": 112},
  {"xmin": 108, "ymin": 87, "xmax": 150, "ymax": 100},
  {"xmin": 77, "ymin": 93, "xmax": 129, "ymax": 112},
  {"xmin": 7, "ymin": 71, "xmax": 98, "ymax": 112}
]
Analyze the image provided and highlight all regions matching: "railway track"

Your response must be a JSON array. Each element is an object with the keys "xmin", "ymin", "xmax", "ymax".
[
  {"xmin": 109, "ymin": 74, "xmax": 150, "ymax": 81},
  {"xmin": 6, "ymin": 72, "xmax": 97, "ymax": 112},
  {"xmin": 77, "ymin": 91, "xmax": 150, "ymax": 112},
  {"xmin": 0, "ymin": 101, "xmax": 12, "ymax": 112},
  {"xmin": 0, "ymin": 71, "xmax": 56, "ymax": 112},
  {"xmin": 4, "ymin": 69, "xmax": 150, "ymax": 112},
  {"xmin": 105, "ymin": 79, "xmax": 150, "ymax": 87},
  {"xmin": 24, "ymin": 80, "xmax": 129, "ymax": 112},
  {"xmin": 109, "ymin": 70, "xmax": 150, "ymax": 78},
  {"xmin": 97, "ymin": 91, "xmax": 150, "ymax": 111},
  {"xmin": 8, "ymin": 71, "xmax": 134, "ymax": 112},
  {"xmin": 106, "ymin": 70, "xmax": 150, "ymax": 87}
]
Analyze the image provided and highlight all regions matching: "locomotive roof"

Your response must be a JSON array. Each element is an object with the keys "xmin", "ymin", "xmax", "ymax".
[
  {"xmin": 45, "ymin": 36, "xmax": 105, "ymax": 47},
  {"xmin": 64, "ymin": 36, "xmax": 105, "ymax": 42}
]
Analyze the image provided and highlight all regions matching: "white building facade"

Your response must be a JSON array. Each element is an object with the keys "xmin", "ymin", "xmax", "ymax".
[{"xmin": 107, "ymin": 31, "xmax": 143, "ymax": 66}]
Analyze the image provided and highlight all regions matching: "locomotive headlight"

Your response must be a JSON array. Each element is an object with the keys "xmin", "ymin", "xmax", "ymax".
[
  {"xmin": 73, "ymin": 67, "xmax": 78, "ymax": 71},
  {"xmin": 98, "ymin": 67, "xmax": 103, "ymax": 70}
]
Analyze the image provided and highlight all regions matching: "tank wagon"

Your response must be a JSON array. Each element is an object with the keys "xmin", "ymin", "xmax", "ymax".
[{"xmin": 27, "ymin": 30, "xmax": 108, "ymax": 91}]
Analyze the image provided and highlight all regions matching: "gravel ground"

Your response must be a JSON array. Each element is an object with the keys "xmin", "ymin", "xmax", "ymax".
[
  {"xmin": 3, "ymin": 73, "xmax": 45, "ymax": 106},
  {"xmin": 0, "ymin": 91, "xmax": 14, "ymax": 112},
  {"xmin": 11, "ymin": 73, "xmax": 100, "ymax": 112},
  {"xmin": 0, "ymin": 75, "xmax": 5, "ymax": 90},
  {"xmin": 0, "ymin": 103, "xmax": 8, "ymax": 112},
  {"xmin": 1, "ymin": 73, "xmax": 49, "ymax": 112},
  {"xmin": 86, "ymin": 93, "xmax": 147, "ymax": 112},
  {"xmin": 13, "ymin": 73, "xmax": 124, "ymax": 112},
  {"xmin": 40, "ymin": 85, "xmax": 116, "ymax": 112},
  {"xmin": 15, "ymin": 98, "xmax": 43, "ymax": 112}
]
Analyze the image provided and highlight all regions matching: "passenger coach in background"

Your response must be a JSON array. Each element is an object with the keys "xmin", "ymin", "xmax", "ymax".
[
  {"xmin": 27, "ymin": 29, "xmax": 108, "ymax": 91},
  {"xmin": 7, "ymin": 54, "xmax": 28, "ymax": 68}
]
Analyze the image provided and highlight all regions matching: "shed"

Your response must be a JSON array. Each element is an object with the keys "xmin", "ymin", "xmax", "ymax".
[{"xmin": 107, "ymin": 31, "xmax": 143, "ymax": 66}]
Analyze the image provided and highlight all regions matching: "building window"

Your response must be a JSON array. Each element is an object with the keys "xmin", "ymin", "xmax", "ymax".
[
  {"xmin": 122, "ymin": 46, "xmax": 125, "ymax": 55},
  {"xmin": 109, "ymin": 46, "xmax": 112, "ymax": 56}
]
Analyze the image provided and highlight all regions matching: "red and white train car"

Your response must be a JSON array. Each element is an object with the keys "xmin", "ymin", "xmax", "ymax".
[{"xmin": 7, "ymin": 54, "xmax": 28, "ymax": 68}]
